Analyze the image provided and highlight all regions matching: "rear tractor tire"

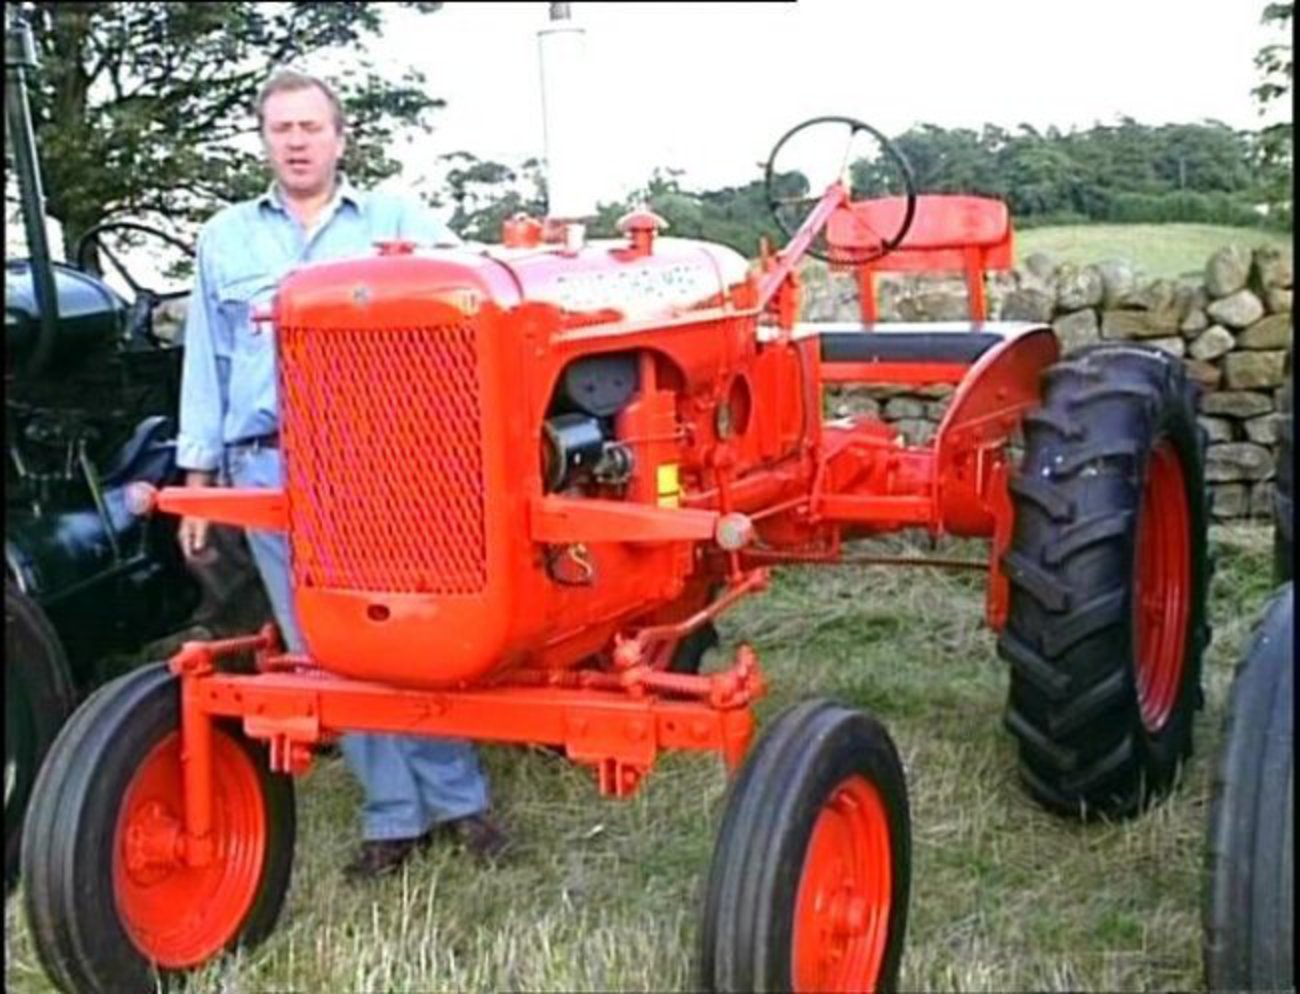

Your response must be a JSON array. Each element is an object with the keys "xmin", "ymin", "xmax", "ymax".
[
  {"xmin": 4, "ymin": 583, "xmax": 77, "ymax": 891},
  {"xmin": 696, "ymin": 699, "xmax": 911, "ymax": 992},
  {"xmin": 998, "ymin": 344, "xmax": 1210, "ymax": 819},
  {"xmin": 21, "ymin": 663, "xmax": 295, "ymax": 994}
]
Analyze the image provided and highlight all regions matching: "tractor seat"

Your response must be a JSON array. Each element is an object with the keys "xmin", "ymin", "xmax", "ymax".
[
  {"xmin": 828, "ymin": 195, "xmax": 1013, "ymax": 322},
  {"xmin": 100, "ymin": 414, "xmax": 177, "ymax": 488},
  {"xmin": 817, "ymin": 324, "xmax": 1003, "ymax": 365}
]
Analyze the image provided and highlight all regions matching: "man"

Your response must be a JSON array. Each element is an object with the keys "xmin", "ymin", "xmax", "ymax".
[{"xmin": 176, "ymin": 69, "xmax": 506, "ymax": 880}]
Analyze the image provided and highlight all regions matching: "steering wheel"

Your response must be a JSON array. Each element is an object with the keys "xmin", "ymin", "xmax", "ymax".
[
  {"xmin": 74, "ymin": 221, "xmax": 194, "ymax": 297},
  {"xmin": 73, "ymin": 221, "xmax": 195, "ymax": 344},
  {"xmin": 764, "ymin": 115, "xmax": 918, "ymax": 265}
]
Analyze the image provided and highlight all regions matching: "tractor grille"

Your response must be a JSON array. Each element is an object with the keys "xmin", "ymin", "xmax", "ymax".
[{"xmin": 279, "ymin": 323, "xmax": 487, "ymax": 594}]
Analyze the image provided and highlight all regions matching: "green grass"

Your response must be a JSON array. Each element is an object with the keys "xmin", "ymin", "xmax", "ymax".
[
  {"xmin": 3, "ymin": 525, "xmax": 1280, "ymax": 993},
  {"xmin": 1014, "ymin": 223, "xmax": 1293, "ymax": 282}
]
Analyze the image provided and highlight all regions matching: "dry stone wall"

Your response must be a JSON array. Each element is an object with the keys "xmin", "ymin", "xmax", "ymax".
[{"xmin": 806, "ymin": 244, "xmax": 1294, "ymax": 520}]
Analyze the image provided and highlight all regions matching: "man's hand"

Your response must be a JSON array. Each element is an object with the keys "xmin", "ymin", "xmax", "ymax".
[{"xmin": 179, "ymin": 469, "xmax": 216, "ymax": 560}]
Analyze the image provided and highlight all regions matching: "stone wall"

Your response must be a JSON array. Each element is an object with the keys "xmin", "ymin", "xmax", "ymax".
[{"xmin": 804, "ymin": 244, "xmax": 1294, "ymax": 520}]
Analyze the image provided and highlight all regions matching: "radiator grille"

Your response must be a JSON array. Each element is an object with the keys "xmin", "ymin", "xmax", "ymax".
[{"xmin": 279, "ymin": 324, "xmax": 487, "ymax": 593}]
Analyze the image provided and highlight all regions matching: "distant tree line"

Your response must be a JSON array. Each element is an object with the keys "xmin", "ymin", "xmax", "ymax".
[
  {"xmin": 445, "ymin": 118, "xmax": 1291, "ymax": 257},
  {"xmin": 857, "ymin": 119, "xmax": 1286, "ymax": 229}
]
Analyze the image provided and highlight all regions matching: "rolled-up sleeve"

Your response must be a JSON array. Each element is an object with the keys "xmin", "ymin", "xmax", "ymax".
[{"xmin": 176, "ymin": 227, "xmax": 230, "ymax": 471}]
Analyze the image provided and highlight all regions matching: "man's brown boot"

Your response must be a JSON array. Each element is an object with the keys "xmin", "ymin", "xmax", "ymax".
[
  {"xmin": 442, "ymin": 812, "xmax": 510, "ymax": 865},
  {"xmin": 342, "ymin": 834, "xmax": 430, "ymax": 883}
]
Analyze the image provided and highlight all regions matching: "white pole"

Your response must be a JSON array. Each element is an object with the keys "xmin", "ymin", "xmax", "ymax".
[{"xmin": 537, "ymin": 3, "xmax": 596, "ymax": 225}]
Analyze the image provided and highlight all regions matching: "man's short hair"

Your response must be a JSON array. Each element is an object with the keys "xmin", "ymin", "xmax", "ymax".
[{"xmin": 256, "ymin": 70, "xmax": 346, "ymax": 134}]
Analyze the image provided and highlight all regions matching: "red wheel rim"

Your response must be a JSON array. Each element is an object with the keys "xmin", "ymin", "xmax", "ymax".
[
  {"xmin": 792, "ymin": 774, "xmax": 892, "ymax": 993},
  {"xmin": 113, "ymin": 730, "xmax": 267, "ymax": 968},
  {"xmin": 1134, "ymin": 439, "xmax": 1191, "ymax": 733}
]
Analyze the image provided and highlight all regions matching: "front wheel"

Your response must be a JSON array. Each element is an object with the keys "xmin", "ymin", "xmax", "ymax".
[
  {"xmin": 4, "ymin": 583, "xmax": 77, "ymax": 891},
  {"xmin": 1203, "ymin": 583, "xmax": 1293, "ymax": 992},
  {"xmin": 696, "ymin": 699, "xmax": 911, "ymax": 992},
  {"xmin": 22, "ymin": 663, "xmax": 295, "ymax": 994},
  {"xmin": 998, "ymin": 344, "xmax": 1210, "ymax": 819},
  {"xmin": 1274, "ymin": 363, "xmax": 1292, "ymax": 584}
]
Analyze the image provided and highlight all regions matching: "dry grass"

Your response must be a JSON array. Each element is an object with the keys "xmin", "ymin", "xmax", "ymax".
[{"xmin": 3, "ymin": 525, "xmax": 1277, "ymax": 993}]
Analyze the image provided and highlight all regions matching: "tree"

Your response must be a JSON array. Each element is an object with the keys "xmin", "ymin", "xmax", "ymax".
[
  {"xmin": 7, "ymin": 1, "xmax": 446, "ymax": 260},
  {"xmin": 439, "ymin": 151, "xmax": 547, "ymax": 243},
  {"xmin": 1252, "ymin": 2, "xmax": 1293, "ymax": 224},
  {"xmin": 1253, "ymin": 2, "xmax": 1294, "ymax": 107}
]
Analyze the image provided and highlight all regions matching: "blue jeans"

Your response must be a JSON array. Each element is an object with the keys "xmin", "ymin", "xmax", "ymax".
[{"xmin": 225, "ymin": 444, "xmax": 490, "ymax": 841}]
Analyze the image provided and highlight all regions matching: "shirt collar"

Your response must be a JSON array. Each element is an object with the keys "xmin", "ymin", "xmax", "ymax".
[{"xmin": 257, "ymin": 174, "xmax": 365, "ymax": 215}]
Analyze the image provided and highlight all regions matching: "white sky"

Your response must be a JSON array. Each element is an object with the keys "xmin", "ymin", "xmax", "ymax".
[
  {"xmin": 380, "ymin": 0, "xmax": 1288, "ymax": 205},
  {"xmin": 6, "ymin": 0, "xmax": 1287, "ymax": 270}
]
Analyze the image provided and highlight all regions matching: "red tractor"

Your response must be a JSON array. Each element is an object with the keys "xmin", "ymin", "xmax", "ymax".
[{"xmin": 21, "ymin": 115, "xmax": 1209, "ymax": 994}]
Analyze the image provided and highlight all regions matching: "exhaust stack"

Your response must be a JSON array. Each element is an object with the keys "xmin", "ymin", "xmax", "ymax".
[
  {"xmin": 5, "ymin": 10, "xmax": 60, "ymax": 377},
  {"xmin": 537, "ymin": 2, "xmax": 596, "ymax": 232}
]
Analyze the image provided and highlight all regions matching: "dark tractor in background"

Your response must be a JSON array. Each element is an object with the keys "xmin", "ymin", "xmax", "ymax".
[{"xmin": 4, "ymin": 12, "xmax": 269, "ymax": 888}]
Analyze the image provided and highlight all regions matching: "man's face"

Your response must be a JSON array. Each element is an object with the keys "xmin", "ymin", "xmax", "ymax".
[{"xmin": 261, "ymin": 85, "xmax": 346, "ymax": 199}]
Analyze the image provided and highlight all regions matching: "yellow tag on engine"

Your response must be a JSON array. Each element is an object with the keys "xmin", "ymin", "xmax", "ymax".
[{"xmin": 657, "ymin": 463, "xmax": 680, "ymax": 508}]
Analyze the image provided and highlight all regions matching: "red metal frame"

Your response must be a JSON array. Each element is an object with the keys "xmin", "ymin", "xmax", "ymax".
[
  {"xmin": 141, "ymin": 182, "xmax": 1056, "ymax": 872},
  {"xmin": 826, "ymin": 194, "xmax": 1013, "ymax": 322}
]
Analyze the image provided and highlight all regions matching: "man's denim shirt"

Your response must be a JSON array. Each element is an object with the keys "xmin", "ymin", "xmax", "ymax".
[{"xmin": 175, "ymin": 179, "xmax": 458, "ymax": 472}]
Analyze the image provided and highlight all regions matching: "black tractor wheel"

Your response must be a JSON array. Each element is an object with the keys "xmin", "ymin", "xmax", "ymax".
[
  {"xmin": 4, "ymin": 583, "xmax": 77, "ymax": 891},
  {"xmin": 998, "ymin": 344, "xmax": 1210, "ymax": 819},
  {"xmin": 1274, "ymin": 364, "xmax": 1292, "ymax": 584},
  {"xmin": 696, "ymin": 699, "xmax": 911, "ymax": 992},
  {"xmin": 22, "ymin": 663, "xmax": 295, "ymax": 994},
  {"xmin": 668, "ymin": 621, "xmax": 720, "ymax": 674},
  {"xmin": 1203, "ymin": 583, "xmax": 1293, "ymax": 993}
]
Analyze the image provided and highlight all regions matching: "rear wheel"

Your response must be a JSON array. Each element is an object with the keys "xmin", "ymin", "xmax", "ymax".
[
  {"xmin": 696, "ymin": 699, "xmax": 911, "ymax": 992},
  {"xmin": 1274, "ymin": 363, "xmax": 1292, "ymax": 584},
  {"xmin": 21, "ymin": 663, "xmax": 295, "ymax": 993},
  {"xmin": 1203, "ymin": 583, "xmax": 1293, "ymax": 992},
  {"xmin": 998, "ymin": 345, "xmax": 1210, "ymax": 819},
  {"xmin": 4, "ymin": 583, "xmax": 77, "ymax": 891}
]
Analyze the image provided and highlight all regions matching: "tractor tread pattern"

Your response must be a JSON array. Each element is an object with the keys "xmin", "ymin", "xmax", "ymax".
[
  {"xmin": 997, "ymin": 631, "xmax": 1071, "ymax": 699},
  {"xmin": 1008, "ymin": 475, "xmax": 1075, "ymax": 522},
  {"xmin": 997, "ymin": 344, "xmax": 1209, "ymax": 820},
  {"xmin": 1041, "ymin": 590, "xmax": 1127, "ymax": 658},
  {"xmin": 1022, "ymin": 408, "xmax": 1082, "ymax": 440},
  {"xmin": 1043, "ymin": 512, "xmax": 1133, "ymax": 567},
  {"xmin": 1001, "ymin": 551, "xmax": 1072, "ymax": 612}
]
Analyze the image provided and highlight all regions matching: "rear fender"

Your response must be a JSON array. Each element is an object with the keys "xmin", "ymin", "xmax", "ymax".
[{"xmin": 933, "ymin": 324, "xmax": 1059, "ymax": 535}]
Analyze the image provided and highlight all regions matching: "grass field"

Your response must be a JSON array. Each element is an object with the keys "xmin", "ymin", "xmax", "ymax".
[
  {"xmin": 2, "ymin": 524, "xmax": 1281, "ymax": 993},
  {"xmin": 1014, "ymin": 223, "xmax": 1292, "ymax": 281}
]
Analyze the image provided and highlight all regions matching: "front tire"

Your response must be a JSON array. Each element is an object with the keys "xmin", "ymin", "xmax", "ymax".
[
  {"xmin": 696, "ymin": 699, "xmax": 911, "ymax": 992},
  {"xmin": 21, "ymin": 663, "xmax": 295, "ymax": 994},
  {"xmin": 998, "ymin": 345, "xmax": 1210, "ymax": 819},
  {"xmin": 1203, "ymin": 583, "xmax": 1293, "ymax": 992},
  {"xmin": 4, "ymin": 583, "xmax": 77, "ymax": 891},
  {"xmin": 1274, "ymin": 363, "xmax": 1292, "ymax": 584}
]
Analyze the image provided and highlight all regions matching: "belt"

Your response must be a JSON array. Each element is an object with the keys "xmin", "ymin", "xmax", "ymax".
[{"xmin": 228, "ymin": 431, "xmax": 280, "ymax": 450}]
